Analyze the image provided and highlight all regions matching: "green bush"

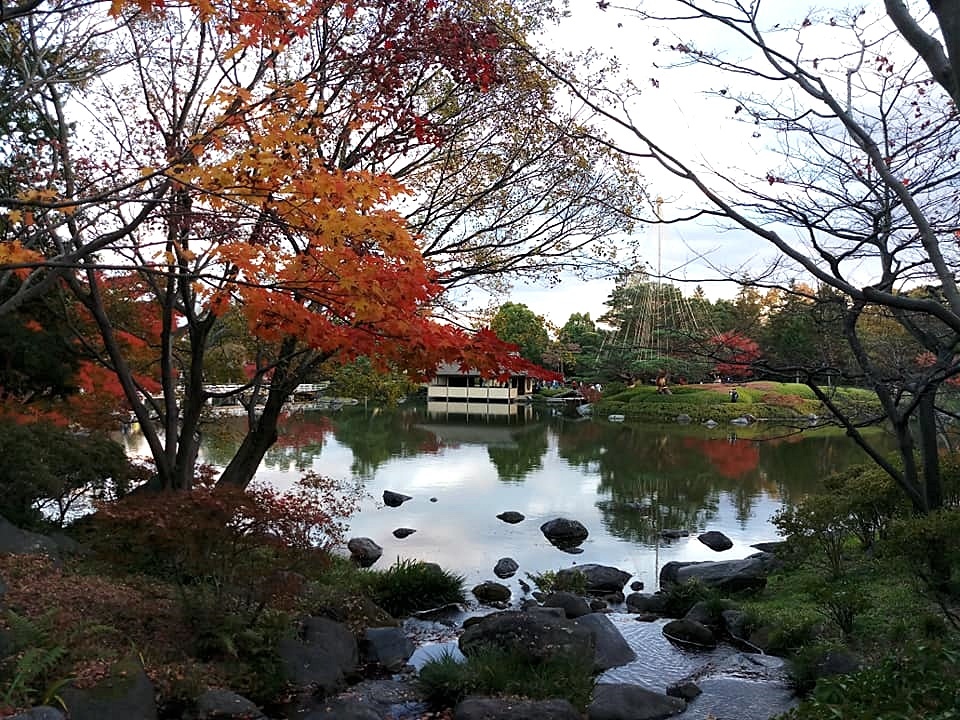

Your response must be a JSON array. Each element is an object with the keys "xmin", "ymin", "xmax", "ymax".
[
  {"xmin": 662, "ymin": 579, "xmax": 716, "ymax": 618},
  {"xmin": 524, "ymin": 570, "xmax": 588, "ymax": 596},
  {"xmin": 822, "ymin": 464, "xmax": 907, "ymax": 549},
  {"xmin": 0, "ymin": 420, "xmax": 133, "ymax": 529},
  {"xmin": 362, "ymin": 559, "xmax": 465, "ymax": 617},
  {"xmin": 778, "ymin": 641, "xmax": 960, "ymax": 720},
  {"xmin": 773, "ymin": 496, "xmax": 851, "ymax": 579},
  {"xmin": 418, "ymin": 646, "xmax": 595, "ymax": 711}
]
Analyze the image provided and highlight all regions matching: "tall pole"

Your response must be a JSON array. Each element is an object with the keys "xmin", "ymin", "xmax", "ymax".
[{"xmin": 655, "ymin": 197, "xmax": 663, "ymax": 358}]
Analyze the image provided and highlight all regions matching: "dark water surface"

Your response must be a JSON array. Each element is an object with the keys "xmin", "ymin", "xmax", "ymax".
[{"xmin": 124, "ymin": 403, "xmax": 892, "ymax": 591}]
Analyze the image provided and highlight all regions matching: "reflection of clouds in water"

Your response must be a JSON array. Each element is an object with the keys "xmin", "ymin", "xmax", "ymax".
[{"xmin": 120, "ymin": 408, "xmax": 891, "ymax": 590}]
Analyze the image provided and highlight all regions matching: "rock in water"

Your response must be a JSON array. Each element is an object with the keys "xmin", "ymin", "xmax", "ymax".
[{"xmin": 383, "ymin": 490, "xmax": 412, "ymax": 507}]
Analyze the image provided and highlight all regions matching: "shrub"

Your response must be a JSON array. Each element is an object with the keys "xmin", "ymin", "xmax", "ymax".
[
  {"xmin": 779, "ymin": 641, "xmax": 960, "ymax": 720},
  {"xmin": 0, "ymin": 420, "xmax": 135, "ymax": 529},
  {"xmin": 662, "ymin": 579, "xmax": 716, "ymax": 618},
  {"xmin": 362, "ymin": 560, "xmax": 465, "ymax": 618},
  {"xmin": 773, "ymin": 495, "xmax": 851, "ymax": 579},
  {"xmin": 418, "ymin": 646, "xmax": 595, "ymax": 711},
  {"xmin": 884, "ymin": 509, "xmax": 960, "ymax": 628},
  {"xmin": 822, "ymin": 464, "xmax": 907, "ymax": 549},
  {"xmin": 524, "ymin": 570, "xmax": 588, "ymax": 596}
]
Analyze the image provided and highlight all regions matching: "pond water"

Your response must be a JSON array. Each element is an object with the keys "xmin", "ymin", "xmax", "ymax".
[{"xmin": 122, "ymin": 402, "xmax": 893, "ymax": 593}]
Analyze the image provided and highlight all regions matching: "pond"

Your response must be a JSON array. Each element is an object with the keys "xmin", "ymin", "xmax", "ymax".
[{"xmin": 122, "ymin": 403, "xmax": 893, "ymax": 592}]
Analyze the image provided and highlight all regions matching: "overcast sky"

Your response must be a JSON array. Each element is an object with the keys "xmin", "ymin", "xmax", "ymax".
[{"xmin": 499, "ymin": 0, "xmax": 802, "ymax": 326}]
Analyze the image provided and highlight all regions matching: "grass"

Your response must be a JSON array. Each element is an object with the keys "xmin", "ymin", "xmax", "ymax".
[
  {"xmin": 358, "ymin": 559, "xmax": 466, "ymax": 618},
  {"xmin": 418, "ymin": 646, "xmax": 596, "ymax": 711},
  {"xmin": 597, "ymin": 381, "xmax": 880, "ymax": 422}
]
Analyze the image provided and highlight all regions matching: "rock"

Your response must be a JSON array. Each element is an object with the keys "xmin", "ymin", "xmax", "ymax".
[
  {"xmin": 540, "ymin": 518, "xmax": 589, "ymax": 548},
  {"xmin": 363, "ymin": 627, "xmax": 414, "ymax": 672},
  {"xmin": 382, "ymin": 490, "xmax": 412, "ymax": 507},
  {"xmin": 454, "ymin": 697, "xmax": 581, "ymax": 720},
  {"xmin": 543, "ymin": 591, "xmax": 591, "ymax": 619},
  {"xmin": 721, "ymin": 609, "xmax": 752, "ymax": 643},
  {"xmin": 630, "ymin": 581, "xmax": 644, "ymax": 591},
  {"xmin": 575, "ymin": 613, "xmax": 637, "ymax": 671},
  {"xmin": 659, "ymin": 554, "xmax": 777, "ymax": 593},
  {"xmin": 6, "ymin": 708, "xmax": 66, "ymax": 720},
  {"xmin": 703, "ymin": 419, "xmax": 719, "ymax": 428},
  {"xmin": 751, "ymin": 540, "xmax": 788, "ymax": 555},
  {"xmin": 626, "ymin": 593, "xmax": 669, "ymax": 614},
  {"xmin": 814, "ymin": 648, "xmax": 863, "ymax": 678},
  {"xmin": 493, "ymin": 558, "xmax": 519, "ymax": 579},
  {"xmin": 301, "ymin": 700, "xmax": 384, "ymax": 719},
  {"xmin": 557, "ymin": 564, "xmax": 631, "ymax": 594},
  {"xmin": 589, "ymin": 598, "xmax": 608, "ymax": 612},
  {"xmin": 588, "ymin": 683, "xmax": 686, "ymax": 720},
  {"xmin": 659, "ymin": 529, "xmax": 688, "ymax": 539},
  {"xmin": 698, "ymin": 530, "xmax": 733, "ymax": 551},
  {"xmin": 676, "ymin": 414, "xmax": 692, "ymax": 423},
  {"xmin": 662, "ymin": 618, "xmax": 717, "ymax": 648},
  {"xmin": 192, "ymin": 689, "xmax": 266, "ymax": 719},
  {"xmin": 559, "ymin": 545, "xmax": 584, "ymax": 554},
  {"xmin": 666, "ymin": 680, "xmax": 702, "ymax": 701},
  {"xmin": 60, "ymin": 655, "xmax": 156, "ymax": 720},
  {"xmin": 602, "ymin": 590, "xmax": 625, "ymax": 604},
  {"xmin": 473, "ymin": 581, "xmax": 511, "ymax": 603},
  {"xmin": 0, "ymin": 515, "xmax": 61, "ymax": 561},
  {"xmin": 430, "ymin": 497, "xmax": 438, "ymax": 502},
  {"xmin": 496, "ymin": 511, "xmax": 525, "ymax": 524},
  {"xmin": 731, "ymin": 416, "xmax": 751, "ymax": 425},
  {"xmin": 347, "ymin": 537, "xmax": 383, "ymax": 568},
  {"xmin": 684, "ymin": 599, "xmax": 737, "ymax": 629},
  {"xmin": 518, "ymin": 578, "xmax": 531, "ymax": 593},
  {"xmin": 459, "ymin": 611, "xmax": 594, "ymax": 663},
  {"xmin": 278, "ymin": 617, "xmax": 358, "ymax": 696},
  {"xmin": 392, "ymin": 528, "xmax": 416, "ymax": 539}
]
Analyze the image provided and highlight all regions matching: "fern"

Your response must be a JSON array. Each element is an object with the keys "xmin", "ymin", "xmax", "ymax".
[{"xmin": 0, "ymin": 609, "xmax": 115, "ymax": 709}]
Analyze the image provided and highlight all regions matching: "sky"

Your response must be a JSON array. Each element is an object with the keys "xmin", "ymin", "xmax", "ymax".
[
  {"xmin": 499, "ymin": 0, "xmax": 772, "ymax": 326},
  {"xmin": 499, "ymin": 0, "xmax": 861, "ymax": 327}
]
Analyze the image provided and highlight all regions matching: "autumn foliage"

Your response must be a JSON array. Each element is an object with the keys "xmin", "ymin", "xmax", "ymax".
[{"xmin": 710, "ymin": 331, "xmax": 761, "ymax": 380}]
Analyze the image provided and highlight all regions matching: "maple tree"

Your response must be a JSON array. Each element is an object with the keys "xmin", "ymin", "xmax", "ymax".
[
  {"xmin": 0, "ymin": 0, "xmax": 565, "ymax": 491},
  {"xmin": 710, "ymin": 331, "xmax": 760, "ymax": 381}
]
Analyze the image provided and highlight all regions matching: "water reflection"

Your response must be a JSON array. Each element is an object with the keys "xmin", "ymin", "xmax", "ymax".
[{"xmin": 123, "ymin": 405, "xmax": 895, "ymax": 587}]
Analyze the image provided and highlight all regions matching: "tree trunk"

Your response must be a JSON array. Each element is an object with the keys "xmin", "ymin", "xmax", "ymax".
[
  {"xmin": 216, "ymin": 381, "xmax": 288, "ymax": 489},
  {"xmin": 917, "ymin": 386, "xmax": 943, "ymax": 512}
]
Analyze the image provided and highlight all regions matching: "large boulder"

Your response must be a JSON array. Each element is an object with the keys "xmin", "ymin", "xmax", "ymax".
[
  {"xmin": 0, "ymin": 515, "xmax": 61, "ymax": 561},
  {"xmin": 191, "ymin": 689, "xmax": 266, "ymax": 719},
  {"xmin": 6, "ymin": 709, "xmax": 66, "ymax": 720},
  {"xmin": 363, "ymin": 627, "xmax": 414, "ymax": 672},
  {"xmin": 575, "ymin": 613, "xmax": 637, "ymax": 671},
  {"xmin": 662, "ymin": 618, "xmax": 717, "ymax": 649},
  {"xmin": 459, "ymin": 611, "xmax": 594, "ymax": 663},
  {"xmin": 588, "ymin": 684, "xmax": 686, "ymax": 720},
  {"xmin": 347, "ymin": 537, "xmax": 383, "ymax": 568},
  {"xmin": 540, "ymin": 518, "xmax": 589, "ymax": 548},
  {"xmin": 659, "ymin": 553, "xmax": 776, "ymax": 593},
  {"xmin": 278, "ymin": 617, "xmax": 358, "ymax": 696},
  {"xmin": 454, "ymin": 697, "xmax": 581, "ymax": 720},
  {"xmin": 543, "ymin": 591, "xmax": 591, "ymax": 619},
  {"xmin": 557, "ymin": 564, "xmax": 631, "ymax": 594},
  {"xmin": 60, "ymin": 655, "xmax": 156, "ymax": 720},
  {"xmin": 625, "ymin": 593, "xmax": 670, "ymax": 615}
]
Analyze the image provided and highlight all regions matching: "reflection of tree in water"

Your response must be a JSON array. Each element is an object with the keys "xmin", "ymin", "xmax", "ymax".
[
  {"xmin": 486, "ymin": 425, "xmax": 550, "ymax": 482},
  {"xmin": 331, "ymin": 406, "xmax": 442, "ymax": 480},
  {"xmin": 555, "ymin": 421, "xmax": 896, "ymax": 546},
  {"xmin": 200, "ymin": 413, "xmax": 335, "ymax": 472}
]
